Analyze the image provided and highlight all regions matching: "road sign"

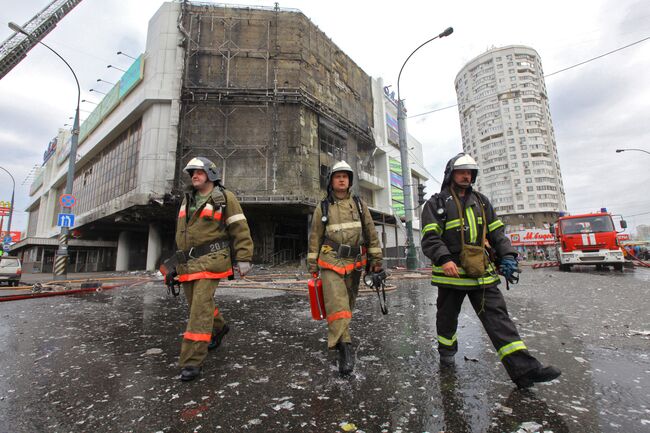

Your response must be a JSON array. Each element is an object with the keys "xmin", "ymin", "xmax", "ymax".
[
  {"xmin": 3, "ymin": 244, "xmax": 10, "ymax": 252},
  {"xmin": 59, "ymin": 194, "xmax": 76, "ymax": 208},
  {"xmin": 57, "ymin": 213, "xmax": 75, "ymax": 228},
  {"xmin": 3, "ymin": 236, "xmax": 11, "ymax": 243}
]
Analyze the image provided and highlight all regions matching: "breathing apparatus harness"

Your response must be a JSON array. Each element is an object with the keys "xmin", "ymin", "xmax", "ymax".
[
  {"xmin": 320, "ymin": 194, "xmax": 388, "ymax": 314},
  {"xmin": 319, "ymin": 194, "xmax": 366, "ymax": 269},
  {"xmin": 162, "ymin": 184, "xmax": 232, "ymax": 297},
  {"xmin": 430, "ymin": 188, "xmax": 520, "ymax": 289}
]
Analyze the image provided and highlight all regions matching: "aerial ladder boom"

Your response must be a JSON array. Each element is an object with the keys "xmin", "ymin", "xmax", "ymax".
[{"xmin": 0, "ymin": 0, "xmax": 82, "ymax": 80}]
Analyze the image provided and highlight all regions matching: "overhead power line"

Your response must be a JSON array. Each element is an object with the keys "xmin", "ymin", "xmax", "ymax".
[
  {"xmin": 409, "ymin": 35, "xmax": 650, "ymax": 119},
  {"xmin": 544, "ymin": 36, "xmax": 650, "ymax": 77},
  {"xmin": 625, "ymin": 210, "xmax": 650, "ymax": 218}
]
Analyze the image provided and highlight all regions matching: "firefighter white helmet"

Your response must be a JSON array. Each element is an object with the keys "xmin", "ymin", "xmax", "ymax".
[
  {"xmin": 329, "ymin": 160, "xmax": 354, "ymax": 187},
  {"xmin": 442, "ymin": 153, "xmax": 479, "ymax": 188},
  {"xmin": 453, "ymin": 154, "xmax": 479, "ymax": 171},
  {"xmin": 184, "ymin": 157, "xmax": 221, "ymax": 182}
]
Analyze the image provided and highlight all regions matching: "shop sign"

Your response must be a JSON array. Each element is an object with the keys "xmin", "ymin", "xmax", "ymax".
[{"xmin": 508, "ymin": 230, "xmax": 556, "ymax": 246}]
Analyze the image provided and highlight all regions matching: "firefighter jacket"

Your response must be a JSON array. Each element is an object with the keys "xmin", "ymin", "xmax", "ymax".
[
  {"xmin": 175, "ymin": 186, "xmax": 253, "ymax": 282},
  {"xmin": 307, "ymin": 193, "xmax": 382, "ymax": 275},
  {"xmin": 421, "ymin": 186, "xmax": 516, "ymax": 289}
]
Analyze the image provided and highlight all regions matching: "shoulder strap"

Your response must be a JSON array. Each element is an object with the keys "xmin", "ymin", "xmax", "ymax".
[
  {"xmin": 320, "ymin": 198, "xmax": 329, "ymax": 224},
  {"xmin": 450, "ymin": 188, "xmax": 466, "ymax": 246},
  {"xmin": 472, "ymin": 191, "xmax": 488, "ymax": 246},
  {"xmin": 211, "ymin": 185, "xmax": 227, "ymax": 207},
  {"xmin": 320, "ymin": 198, "xmax": 330, "ymax": 240},
  {"xmin": 353, "ymin": 195, "xmax": 368, "ymax": 245},
  {"xmin": 432, "ymin": 193, "xmax": 447, "ymax": 223}
]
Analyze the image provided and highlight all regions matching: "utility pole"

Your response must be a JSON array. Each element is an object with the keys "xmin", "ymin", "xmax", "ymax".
[{"xmin": 397, "ymin": 27, "xmax": 453, "ymax": 270}]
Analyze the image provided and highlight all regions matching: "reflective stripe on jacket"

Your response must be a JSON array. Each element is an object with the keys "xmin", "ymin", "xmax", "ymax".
[
  {"xmin": 421, "ymin": 186, "xmax": 515, "ymax": 289},
  {"xmin": 308, "ymin": 193, "xmax": 382, "ymax": 275}
]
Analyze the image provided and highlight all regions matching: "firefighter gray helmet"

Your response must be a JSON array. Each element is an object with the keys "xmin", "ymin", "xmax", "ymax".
[{"xmin": 184, "ymin": 157, "xmax": 221, "ymax": 182}]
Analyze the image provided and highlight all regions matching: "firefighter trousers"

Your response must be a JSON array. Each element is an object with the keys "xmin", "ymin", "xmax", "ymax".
[
  {"xmin": 322, "ymin": 269, "xmax": 361, "ymax": 349},
  {"xmin": 436, "ymin": 285, "xmax": 542, "ymax": 381},
  {"xmin": 179, "ymin": 278, "xmax": 227, "ymax": 367}
]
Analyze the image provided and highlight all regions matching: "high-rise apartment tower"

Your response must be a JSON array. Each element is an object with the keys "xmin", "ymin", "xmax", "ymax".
[{"xmin": 455, "ymin": 45, "xmax": 566, "ymax": 229}]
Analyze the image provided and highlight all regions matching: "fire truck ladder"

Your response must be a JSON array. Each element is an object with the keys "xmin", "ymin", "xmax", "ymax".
[{"xmin": 0, "ymin": 0, "xmax": 82, "ymax": 80}]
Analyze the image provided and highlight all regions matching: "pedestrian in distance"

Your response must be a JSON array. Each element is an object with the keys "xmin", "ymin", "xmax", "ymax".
[
  {"xmin": 167, "ymin": 157, "xmax": 254, "ymax": 382},
  {"xmin": 307, "ymin": 161, "xmax": 383, "ymax": 375},
  {"xmin": 420, "ymin": 153, "xmax": 561, "ymax": 388}
]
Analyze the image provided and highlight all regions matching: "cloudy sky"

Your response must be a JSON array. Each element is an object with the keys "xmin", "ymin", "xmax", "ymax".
[{"xmin": 1, "ymin": 0, "xmax": 649, "ymax": 235}]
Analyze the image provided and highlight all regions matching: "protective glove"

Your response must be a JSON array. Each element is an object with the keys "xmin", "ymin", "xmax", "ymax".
[
  {"xmin": 237, "ymin": 261, "xmax": 252, "ymax": 276},
  {"xmin": 499, "ymin": 256, "xmax": 519, "ymax": 282}
]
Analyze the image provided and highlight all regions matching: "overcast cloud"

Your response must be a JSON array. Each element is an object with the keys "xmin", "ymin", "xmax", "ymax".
[{"xmin": 1, "ymin": 0, "xmax": 649, "ymax": 234}]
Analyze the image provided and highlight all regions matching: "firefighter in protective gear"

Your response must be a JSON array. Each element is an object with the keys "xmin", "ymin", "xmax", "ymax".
[
  {"xmin": 307, "ymin": 161, "xmax": 383, "ymax": 375},
  {"xmin": 421, "ymin": 153, "xmax": 561, "ymax": 388},
  {"xmin": 172, "ymin": 157, "xmax": 254, "ymax": 381}
]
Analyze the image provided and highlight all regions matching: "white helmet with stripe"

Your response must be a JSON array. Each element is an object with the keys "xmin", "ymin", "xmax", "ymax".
[{"xmin": 329, "ymin": 161, "xmax": 354, "ymax": 186}]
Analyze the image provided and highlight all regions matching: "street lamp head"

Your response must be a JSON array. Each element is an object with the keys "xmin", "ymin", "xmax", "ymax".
[
  {"xmin": 117, "ymin": 51, "xmax": 137, "ymax": 60},
  {"xmin": 89, "ymin": 88, "xmax": 106, "ymax": 95},
  {"xmin": 81, "ymin": 99, "xmax": 97, "ymax": 104},
  {"xmin": 107, "ymin": 64, "xmax": 126, "ymax": 72},
  {"xmin": 8, "ymin": 22, "xmax": 30, "ymax": 37},
  {"xmin": 615, "ymin": 149, "xmax": 624, "ymax": 153},
  {"xmin": 439, "ymin": 27, "xmax": 454, "ymax": 38}
]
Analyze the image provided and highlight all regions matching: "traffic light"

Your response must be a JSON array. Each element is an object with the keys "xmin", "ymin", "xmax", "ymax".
[{"xmin": 417, "ymin": 183, "xmax": 426, "ymax": 205}]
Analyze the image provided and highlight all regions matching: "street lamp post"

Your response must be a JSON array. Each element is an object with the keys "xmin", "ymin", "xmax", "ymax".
[
  {"xmin": 9, "ymin": 22, "xmax": 80, "ymax": 280},
  {"xmin": 397, "ymin": 27, "xmax": 453, "ymax": 270},
  {"xmin": 0, "ymin": 166, "xmax": 15, "ymax": 238},
  {"xmin": 616, "ymin": 148, "xmax": 650, "ymax": 155}
]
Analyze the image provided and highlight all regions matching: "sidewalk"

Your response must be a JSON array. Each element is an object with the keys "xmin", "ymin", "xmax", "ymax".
[{"xmin": 19, "ymin": 270, "xmax": 157, "ymax": 285}]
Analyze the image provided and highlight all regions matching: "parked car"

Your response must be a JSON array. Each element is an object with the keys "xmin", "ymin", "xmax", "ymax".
[{"xmin": 0, "ymin": 256, "xmax": 22, "ymax": 286}]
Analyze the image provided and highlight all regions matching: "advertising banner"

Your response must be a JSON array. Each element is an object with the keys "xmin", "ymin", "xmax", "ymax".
[
  {"xmin": 79, "ymin": 55, "xmax": 144, "ymax": 143},
  {"xmin": 389, "ymin": 157, "xmax": 402, "ymax": 174},
  {"xmin": 119, "ymin": 55, "xmax": 144, "ymax": 99},
  {"xmin": 390, "ymin": 171, "xmax": 403, "ymax": 188},
  {"xmin": 389, "ymin": 157, "xmax": 405, "ymax": 218},
  {"xmin": 508, "ymin": 230, "xmax": 556, "ymax": 246},
  {"xmin": 385, "ymin": 113, "xmax": 398, "ymax": 132}
]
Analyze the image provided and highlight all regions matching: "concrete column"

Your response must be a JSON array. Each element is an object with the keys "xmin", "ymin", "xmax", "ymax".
[
  {"xmin": 146, "ymin": 223, "xmax": 162, "ymax": 271},
  {"xmin": 116, "ymin": 231, "xmax": 130, "ymax": 271}
]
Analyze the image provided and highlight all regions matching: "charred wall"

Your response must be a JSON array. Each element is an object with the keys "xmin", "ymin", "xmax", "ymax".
[
  {"xmin": 175, "ymin": 3, "xmax": 376, "ymax": 261},
  {"xmin": 177, "ymin": 3, "xmax": 375, "ymax": 199}
]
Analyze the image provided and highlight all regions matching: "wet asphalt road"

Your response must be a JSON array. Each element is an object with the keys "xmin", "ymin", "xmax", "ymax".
[{"xmin": 0, "ymin": 266, "xmax": 648, "ymax": 433}]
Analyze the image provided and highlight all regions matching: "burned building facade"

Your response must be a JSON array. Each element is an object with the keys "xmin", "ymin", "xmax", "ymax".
[
  {"xmin": 176, "ymin": 3, "xmax": 377, "ymax": 263},
  {"xmin": 16, "ymin": 2, "xmax": 428, "ymax": 271}
]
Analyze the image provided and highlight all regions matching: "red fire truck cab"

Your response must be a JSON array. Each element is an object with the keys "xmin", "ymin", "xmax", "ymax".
[{"xmin": 550, "ymin": 210, "xmax": 627, "ymax": 272}]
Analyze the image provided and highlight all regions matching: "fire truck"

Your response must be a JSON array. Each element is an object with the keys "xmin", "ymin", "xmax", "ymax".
[{"xmin": 550, "ymin": 209, "xmax": 627, "ymax": 271}]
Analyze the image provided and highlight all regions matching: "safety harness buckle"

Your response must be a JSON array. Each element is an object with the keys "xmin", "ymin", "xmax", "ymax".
[{"xmin": 338, "ymin": 244, "xmax": 352, "ymax": 258}]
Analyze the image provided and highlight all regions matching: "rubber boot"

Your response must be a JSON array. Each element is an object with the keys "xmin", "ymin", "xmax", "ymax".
[
  {"xmin": 208, "ymin": 324, "xmax": 230, "ymax": 351},
  {"xmin": 338, "ymin": 342, "xmax": 354, "ymax": 375},
  {"xmin": 180, "ymin": 366, "xmax": 201, "ymax": 382},
  {"xmin": 515, "ymin": 365, "xmax": 561, "ymax": 388},
  {"xmin": 440, "ymin": 354, "xmax": 455, "ymax": 367}
]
